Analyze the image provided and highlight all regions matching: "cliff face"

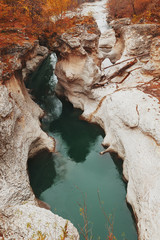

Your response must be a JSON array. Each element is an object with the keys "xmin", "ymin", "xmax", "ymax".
[
  {"xmin": 0, "ymin": 41, "xmax": 79, "ymax": 239},
  {"xmin": 55, "ymin": 14, "xmax": 160, "ymax": 240}
]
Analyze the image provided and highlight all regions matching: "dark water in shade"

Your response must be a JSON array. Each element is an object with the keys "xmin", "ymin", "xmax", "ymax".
[{"xmin": 27, "ymin": 54, "xmax": 137, "ymax": 240}]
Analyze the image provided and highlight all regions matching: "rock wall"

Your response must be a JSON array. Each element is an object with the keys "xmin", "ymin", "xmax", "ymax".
[
  {"xmin": 55, "ymin": 19, "xmax": 160, "ymax": 240},
  {"xmin": 0, "ymin": 41, "xmax": 79, "ymax": 239}
]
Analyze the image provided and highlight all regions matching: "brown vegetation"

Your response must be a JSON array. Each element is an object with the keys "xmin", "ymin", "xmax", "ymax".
[
  {"xmin": 0, "ymin": 0, "xmax": 96, "ymax": 48},
  {"xmin": 107, "ymin": 0, "xmax": 160, "ymax": 23},
  {"xmin": 0, "ymin": 0, "xmax": 97, "ymax": 81},
  {"xmin": 0, "ymin": 0, "xmax": 78, "ymax": 43}
]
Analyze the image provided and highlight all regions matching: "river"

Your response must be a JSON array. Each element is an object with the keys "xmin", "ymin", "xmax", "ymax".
[{"xmin": 27, "ymin": 54, "xmax": 137, "ymax": 240}]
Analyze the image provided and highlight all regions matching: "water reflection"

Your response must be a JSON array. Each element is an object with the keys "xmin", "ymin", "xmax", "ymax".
[{"xmin": 50, "ymin": 100, "xmax": 104, "ymax": 162}]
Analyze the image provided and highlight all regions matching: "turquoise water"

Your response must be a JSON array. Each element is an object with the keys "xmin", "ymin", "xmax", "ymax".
[{"xmin": 27, "ymin": 54, "xmax": 137, "ymax": 240}]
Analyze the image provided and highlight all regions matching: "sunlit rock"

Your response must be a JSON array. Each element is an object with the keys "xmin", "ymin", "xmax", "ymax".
[{"xmin": 1, "ymin": 204, "xmax": 79, "ymax": 240}]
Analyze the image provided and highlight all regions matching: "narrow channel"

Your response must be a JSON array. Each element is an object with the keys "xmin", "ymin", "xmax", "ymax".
[{"xmin": 27, "ymin": 54, "xmax": 137, "ymax": 240}]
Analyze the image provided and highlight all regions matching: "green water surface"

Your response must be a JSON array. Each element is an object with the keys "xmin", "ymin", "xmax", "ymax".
[{"xmin": 27, "ymin": 54, "xmax": 137, "ymax": 240}]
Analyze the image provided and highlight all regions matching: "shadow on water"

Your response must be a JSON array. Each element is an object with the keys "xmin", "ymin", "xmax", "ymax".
[
  {"xmin": 28, "ymin": 151, "xmax": 56, "ymax": 198},
  {"xmin": 111, "ymin": 153, "xmax": 138, "ymax": 232},
  {"xmin": 111, "ymin": 153, "xmax": 126, "ymax": 187},
  {"xmin": 27, "ymin": 55, "xmax": 53, "ymax": 103}
]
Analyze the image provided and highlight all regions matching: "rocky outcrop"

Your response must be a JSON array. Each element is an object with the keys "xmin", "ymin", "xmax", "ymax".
[
  {"xmin": 55, "ymin": 15, "xmax": 160, "ymax": 240},
  {"xmin": 1, "ymin": 204, "xmax": 79, "ymax": 239},
  {"xmin": 0, "ymin": 39, "xmax": 49, "ymax": 81},
  {"xmin": 0, "ymin": 40, "xmax": 79, "ymax": 239}
]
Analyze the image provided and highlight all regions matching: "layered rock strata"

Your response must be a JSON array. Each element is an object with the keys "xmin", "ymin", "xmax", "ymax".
[
  {"xmin": 0, "ymin": 41, "xmax": 79, "ymax": 239},
  {"xmin": 55, "ymin": 18, "xmax": 160, "ymax": 240}
]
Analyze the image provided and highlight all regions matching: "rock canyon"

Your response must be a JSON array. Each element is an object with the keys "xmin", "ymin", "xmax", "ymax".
[{"xmin": 0, "ymin": 0, "xmax": 160, "ymax": 239}]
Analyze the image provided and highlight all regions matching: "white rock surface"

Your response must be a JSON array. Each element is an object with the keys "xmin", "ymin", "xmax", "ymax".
[{"xmin": 2, "ymin": 204, "xmax": 79, "ymax": 240}]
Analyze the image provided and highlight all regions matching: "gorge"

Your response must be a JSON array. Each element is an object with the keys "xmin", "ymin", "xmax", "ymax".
[
  {"xmin": 27, "ymin": 53, "xmax": 137, "ymax": 240},
  {"xmin": 0, "ymin": 0, "xmax": 160, "ymax": 239}
]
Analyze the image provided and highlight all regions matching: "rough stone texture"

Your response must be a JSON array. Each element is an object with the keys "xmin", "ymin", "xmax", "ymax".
[
  {"xmin": 0, "ymin": 40, "xmax": 49, "ymax": 81},
  {"xmin": 22, "ymin": 44, "xmax": 49, "ymax": 80},
  {"xmin": 52, "ymin": 25, "xmax": 100, "ymax": 60},
  {"xmin": 109, "ymin": 18, "xmax": 132, "ymax": 32},
  {"xmin": 1, "ymin": 204, "xmax": 79, "ymax": 240},
  {"xmin": 0, "ymin": 41, "xmax": 79, "ymax": 239},
  {"xmin": 54, "ymin": 2, "xmax": 160, "ymax": 239}
]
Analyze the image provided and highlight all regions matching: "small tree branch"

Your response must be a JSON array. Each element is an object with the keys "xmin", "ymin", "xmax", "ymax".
[
  {"xmin": 92, "ymin": 59, "xmax": 138, "ymax": 89},
  {"xmin": 103, "ymin": 53, "xmax": 149, "ymax": 70}
]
